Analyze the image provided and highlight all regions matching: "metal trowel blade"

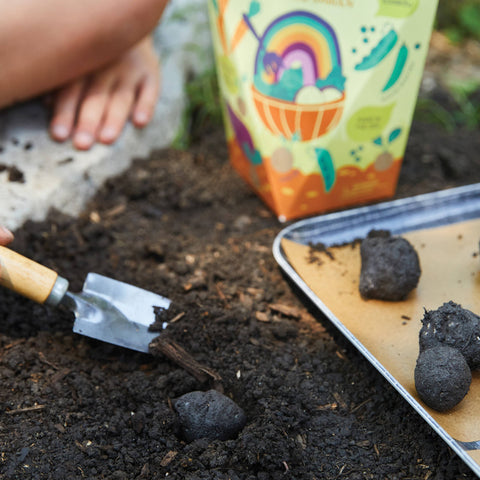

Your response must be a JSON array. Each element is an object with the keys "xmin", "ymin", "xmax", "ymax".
[{"xmin": 63, "ymin": 273, "xmax": 171, "ymax": 353}]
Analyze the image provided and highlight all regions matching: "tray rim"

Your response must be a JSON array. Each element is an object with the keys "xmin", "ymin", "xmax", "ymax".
[{"xmin": 272, "ymin": 183, "xmax": 480, "ymax": 477}]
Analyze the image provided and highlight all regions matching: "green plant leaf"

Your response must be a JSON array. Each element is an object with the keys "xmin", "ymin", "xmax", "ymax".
[{"xmin": 458, "ymin": 4, "xmax": 480, "ymax": 40}]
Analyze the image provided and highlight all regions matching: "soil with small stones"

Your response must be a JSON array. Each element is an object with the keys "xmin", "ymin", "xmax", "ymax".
[{"xmin": 1, "ymin": 86, "xmax": 480, "ymax": 480}]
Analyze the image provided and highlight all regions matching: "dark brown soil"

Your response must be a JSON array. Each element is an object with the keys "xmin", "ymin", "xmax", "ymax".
[{"xmin": 2, "ymin": 86, "xmax": 480, "ymax": 479}]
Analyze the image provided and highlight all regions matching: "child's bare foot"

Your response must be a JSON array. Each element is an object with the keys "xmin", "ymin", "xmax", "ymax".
[
  {"xmin": 0, "ymin": 226, "xmax": 14, "ymax": 246},
  {"xmin": 49, "ymin": 36, "xmax": 160, "ymax": 150}
]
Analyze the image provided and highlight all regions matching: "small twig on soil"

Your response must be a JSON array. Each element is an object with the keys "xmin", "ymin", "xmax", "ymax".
[
  {"xmin": 50, "ymin": 368, "xmax": 71, "ymax": 384},
  {"xmin": 215, "ymin": 282, "xmax": 227, "ymax": 301},
  {"xmin": 335, "ymin": 350, "xmax": 348, "ymax": 361},
  {"xmin": 71, "ymin": 224, "xmax": 85, "ymax": 246},
  {"xmin": 316, "ymin": 402, "xmax": 338, "ymax": 411},
  {"xmin": 6, "ymin": 404, "xmax": 45, "ymax": 415},
  {"xmin": 2, "ymin": 339, "xmax": 26, "ymax": 350},
  {"xmin": 104, "ymin": 203, "xmax": 126, "ymax": 218},
  {"xmin": 0, "ymin": 339, "xmax": 25, "ymax": 361},
  {"xmin": 333, "ymin": 392, "xmax": 347, "ymax": 410},
  {"xmin": 169, "ymin": 312, "xmax": 185, "ymax": 323},
  {"xmin": 351, "ymin": 397, "xmax": 373, "ymax": 413},
  {"xmin": 150, "ymin": 337, "xmax": 222, "ymax": 383},
  {"xmin": 268, "ymin": 303, "xmax": 302, "ymax": 319},
  {"xmin": 38, "ymin": 351, "xmax": 59, "ymax": 370}
]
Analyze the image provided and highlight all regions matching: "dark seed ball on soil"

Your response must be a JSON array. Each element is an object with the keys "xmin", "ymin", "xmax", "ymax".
[
  {"xmin": 415, "ymin": 346, "xmax": 471, "ymax": 412},
  {"xmin": 359, "ymin": 230, "xmax": 421, "ymax": 301},
  {"xmin": 419, "ymin": 301, "xmax": 480, "ymax": 370},
  {"xmin": 173, "ymin": 389, "xmax": 247, "ymax": 442}
]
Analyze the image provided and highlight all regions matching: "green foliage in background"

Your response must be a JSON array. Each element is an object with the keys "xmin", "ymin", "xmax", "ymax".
[
  {"xmin": 414, "ymin": 78, "xmax": 480, "ymax": 132},
  {"xmin": 173, "ymin": 68, "xmax": 224, "ymax": 150},
  {"xmin": 414, "ymin": 97, "xmax": 480, "ymax": 132},
  {"xmin": 449, "ymin": 80, "xmax": 480, "ymax": 130},
  {"xmin": 436, "ymin": 0, "xmax": 480, "ymax": 43},
  {"xmin": 414, "ymin": 2, "xmax": 480, "ymax": 130}
]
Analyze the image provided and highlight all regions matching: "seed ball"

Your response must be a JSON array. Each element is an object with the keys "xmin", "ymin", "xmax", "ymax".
[
  {"xmin": 173, "ymin": 389, "xmax": 247, "ymax": 442},
  {"xmin": 359, "ymin": 230, "xmax": 421, "ymax": 301},
  {"xmin": 415, "ymin": 346, "xmax": 471, "ymax": 412},
  {"xmin": 419, "ymin": 301, "xmax": 480, "ymax": 370}
]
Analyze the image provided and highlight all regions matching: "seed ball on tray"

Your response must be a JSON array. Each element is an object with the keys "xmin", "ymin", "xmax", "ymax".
[
  {"xmin": 419, "ymin": 301, "xmax": 480, "ymax": 370},
  {"xmin": 414, "ymin": 346, "xmax": 471, "ymax": 412},
  {"xmin": 359, "ymin": 230, "xmax": 421, "ymax": 301}
]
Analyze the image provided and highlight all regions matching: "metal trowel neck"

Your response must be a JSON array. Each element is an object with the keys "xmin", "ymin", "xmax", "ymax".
[{"xmin": 45, "ymin": 275, "xmax": 70, "ymax": 307}]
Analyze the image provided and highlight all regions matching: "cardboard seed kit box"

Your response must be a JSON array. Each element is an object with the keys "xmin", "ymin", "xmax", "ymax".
[{"xmin": 208, "ymin": 0, "xmax": 439, "ymax": 221}]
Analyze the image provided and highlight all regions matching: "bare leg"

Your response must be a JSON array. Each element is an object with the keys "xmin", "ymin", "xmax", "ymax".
[
  {"xmin": 0, "ymin": 0, "xmax": 168, "ymax": 149},
  {"xmin": 49, "ymin": 37, "xmax": 160, "ymax": 150},
  {"xmin": 0, "ymin": 0, "xmax": 167, "ymax": 106}
]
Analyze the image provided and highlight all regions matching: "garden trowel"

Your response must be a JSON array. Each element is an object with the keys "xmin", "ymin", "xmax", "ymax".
[{"xmin": 0, "ymin": 246, "xmax": 170, "ymax": 353}]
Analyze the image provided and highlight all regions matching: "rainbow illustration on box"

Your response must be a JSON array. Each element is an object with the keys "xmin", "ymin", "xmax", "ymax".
[{"xmin": 208, "ymin": 0, "xmax": 438, "ymax": 221}]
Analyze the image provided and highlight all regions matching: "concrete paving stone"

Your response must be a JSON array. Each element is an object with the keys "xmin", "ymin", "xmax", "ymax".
[{"xmin": 0, "ymin": 0, "xmax": 214, "ymax": 232}]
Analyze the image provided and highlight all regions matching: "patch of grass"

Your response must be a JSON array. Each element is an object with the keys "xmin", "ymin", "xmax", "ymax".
[
  {"xmin": 436, "ymin": 1, "xmax": 480, "ymax": 43},
  {"xmin": 172, "ymin": 68, "xmax": 224, "ymax": 150},
  {"xmin": 417, "ymin": 4, "xmax": 480, "ymax": 130},
  {"xmin": 414, "ymin": 98, "xmax": 457, "ymax": 132},
  {"xmin": 415, "ymin": 79, "xmax": 480, "ymax": 132},
  {"xmin": 445, "ymin": 78, "xmax": 480, "ymax": 130}
]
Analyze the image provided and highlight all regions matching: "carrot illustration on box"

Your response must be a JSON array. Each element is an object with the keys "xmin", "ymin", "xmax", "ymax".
[{"xmin": 208, "ymin": 0, "xmax": 439, "ymax": 221}]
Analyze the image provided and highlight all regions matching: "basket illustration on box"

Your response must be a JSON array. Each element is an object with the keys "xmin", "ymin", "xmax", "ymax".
[
  {"xmin": 247, "ymin": 9, "xmax": 346, "ymax": 141},
  {"xmin": 209, "ymin": 1, "xmax": 438, "ymax": 221}
]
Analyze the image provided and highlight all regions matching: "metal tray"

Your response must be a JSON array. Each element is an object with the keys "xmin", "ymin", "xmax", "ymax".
[{"xmin": 273, "ymin": 183, "xmax": 480, "ymax": 477}]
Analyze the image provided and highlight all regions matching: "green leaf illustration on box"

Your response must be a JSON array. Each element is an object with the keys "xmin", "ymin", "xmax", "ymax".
[
  {"xmin": 355, "ymin": 28, "xmax": 398, "ymax": 71},
  {"xmin": 376, "ymin": 0, "xmax": 419, "ymax": 18},
  {"xmin": 388, "ymin": 127, "xmax": 402, "ymax": 143},
  {"xmin": 382, "ymin": 43, "xmax": 408, "ymax": 92},
  {"xmin": 247, "ymin": 1, "xmax": 260, "ymax": 17},
  {"xmin": 346, "ymin": 104, "xmax": 394, "ymax": 142},
  {"xmin": 315, "ymin": 148, "xmax": 335, "ymax": 192}
]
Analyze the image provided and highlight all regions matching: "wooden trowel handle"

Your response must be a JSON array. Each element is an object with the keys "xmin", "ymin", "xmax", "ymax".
[{"xmin": 0, "ymin": 246, "xmax": 67, "ymax": 305}]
